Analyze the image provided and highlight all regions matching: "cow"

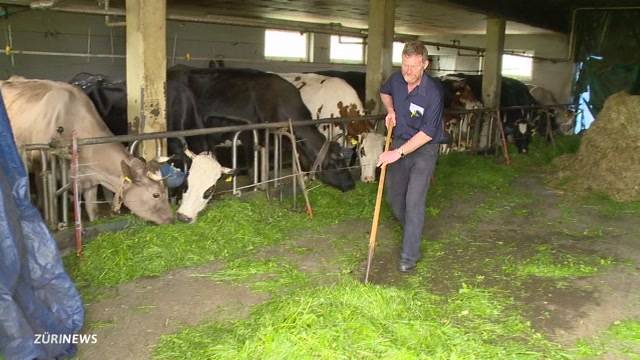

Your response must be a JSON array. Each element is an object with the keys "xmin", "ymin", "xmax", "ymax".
[
  {"xmin": 442, "ymin": 73, "xmax": 540, "ymax": 153},
  {"xmin": 529, "ymin": 85, "xmax": 576, "ymax": 135},
  {"xmin": 0, "ymin": 77, "xmax": 174, "ymax": 224},
  {"xmin": 313, "ymin": 70, "xmax": 372, "ymax": 113},
  {"xmin": 439, "ymin": 75, "xmax": 483, "ymax": 152},
  {"xmin": 278, "ymin": 72, "xmax": 384, "ymax": 182},
  {"xmin": 167, "ymin": 66, "xmax": 355, "ymax": 194},
  {"xmin": 356, "ymin": 132, "xmax": 385, "ymax": 183},
  {"xmin": 176, "ymin": 149, "xmax": 234, "ymax": 223},
  {"xmin": 277, "ymin": 73, "xmax": 365, "ymax": 140}
]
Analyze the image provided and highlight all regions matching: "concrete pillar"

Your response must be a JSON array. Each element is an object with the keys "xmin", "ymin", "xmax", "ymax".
[
  {"xmin": 366, "ymin": 0, "xmax": 394, "ymax": 115},
  {"xmin": 312, "ymin": 33, "xmax": 331, "ymax": 64},
  {"xmin": 482, "ymin": 17, "xmax": 505, "ymax": 108},
  {"xmin": 126, "ymin": 0, "xmax": 167, "ymax": 160}
]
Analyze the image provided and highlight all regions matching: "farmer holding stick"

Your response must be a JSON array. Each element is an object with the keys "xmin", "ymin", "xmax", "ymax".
[{"xmin": 376, "ymin": 41, "xmax": 445, "ymax": 273}]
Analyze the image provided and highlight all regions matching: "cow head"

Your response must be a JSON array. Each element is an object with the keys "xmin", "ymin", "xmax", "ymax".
[
  {"xmin": 176, "ymin": 150, "xmax": 234, "ymax": 223},
  {"xmin": 120, "ymin": 158, "xmax": 174, "ymax": 224},
  {"xmin": 357, "ymin": 132, "xmax": 385, "ymax": 183},
  {"xmin": 317, "ymin": 141, "xmax": 356, "ymax": 192}
]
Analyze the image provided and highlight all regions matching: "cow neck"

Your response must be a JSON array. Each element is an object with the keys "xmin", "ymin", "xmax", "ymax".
[{"xmin": 80, "ymin": 142, "xmax": 131, "ymax": 192}]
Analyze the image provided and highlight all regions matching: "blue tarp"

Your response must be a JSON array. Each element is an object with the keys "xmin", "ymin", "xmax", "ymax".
[{"xmin": 0, "ymin": 91, "xmax": 84, "ymax": 358}]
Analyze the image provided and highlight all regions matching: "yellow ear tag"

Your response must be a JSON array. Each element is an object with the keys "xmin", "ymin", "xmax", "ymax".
[
  {"xmin": 350, "ymin": 138, "xmax": 358, "ymax": 146},
  {"xmin": 225, "ymin": 176, "xmax": 233, "ymax": 182},
  {"xmin": 123, "ymin": 176, "xmax": 132, "ymax": 183}
]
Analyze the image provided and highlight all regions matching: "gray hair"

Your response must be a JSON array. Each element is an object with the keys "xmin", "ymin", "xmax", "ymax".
[{"xmin": 402, "ymin": 41, "xmax": 428, "ymax": 59}]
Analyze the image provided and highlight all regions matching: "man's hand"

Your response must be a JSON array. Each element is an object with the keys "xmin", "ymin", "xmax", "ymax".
[
  {"xmin": 376, "ymin": 149, "xmax": 401, "ymax": 167},
  {"xmin": 385, "ymin": 111, "xmax": 396, "ymax": 129}
]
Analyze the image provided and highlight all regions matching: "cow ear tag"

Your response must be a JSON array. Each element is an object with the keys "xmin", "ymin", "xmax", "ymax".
[
  {"xmin": 350, "ymin": 138, "xmax": 358, "ymax": 146},
  {"xmin": 225, "ymin": 176, "xmax": 233, "ymax": 182},
  {"xmin": 123, "ymin": 176, "xmax": 132, "ymax": 183}
]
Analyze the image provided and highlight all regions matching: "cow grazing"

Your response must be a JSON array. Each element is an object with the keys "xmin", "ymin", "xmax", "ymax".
[
  {"xmin": 529, "ymin": 85, "xmax": 576, "ymax": 135},
  {"xmin": 0, "ymin": 77, "xmax": 174, "ymax": 224},
  {"xmin": 176, "ymin": 149, "xmax": 233, "ymax": 223},
  {"xmin": 167, "ymin": 66, "xmax": 355, "ymax": 195},
  {"xmin": 278, "ymin": 73, "xmax": 366, "ymax": 141},
  {"xmin": 438, "ymin": 75, "xmax": 483, "ymax": 153},
  {"xmin": 313, "ymin": 70, "xmax": 372, "ymax": 113},
  {"xmin": 443, "ymin": 74, "xmax": 540, "ymax": 152},
  {"xmin": 357, "ymin": 132, "xmax": 385, "ymax": 183},
  {"xmin": 278, "ymin": 72, "xmax": 384, "ymax": 182}
]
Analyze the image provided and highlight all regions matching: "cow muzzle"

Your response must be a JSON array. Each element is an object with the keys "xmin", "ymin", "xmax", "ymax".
[{"xmin": 176, "ymin": 212, "xmax": 193, "ymax": 224}]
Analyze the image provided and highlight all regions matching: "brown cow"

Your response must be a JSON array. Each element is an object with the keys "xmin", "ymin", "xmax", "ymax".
[{"xmin": 0, "ymin": 77, "xmax": 173, "ymax": 224}]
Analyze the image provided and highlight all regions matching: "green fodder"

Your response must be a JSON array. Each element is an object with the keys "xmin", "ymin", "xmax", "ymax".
[
  {"xmin": 574, "ymin": 320, "xmax": 640, "ymax": 359},
  {"xmin": 503, "ymin": 245, "xmax": 614, "ymax": 279},
  {"xmin": 154, "ymin": 280, "xmax": 569, "ymax": 360},
  {"xmin": 511, "ymin": 134, "xmax": 581, "ymax": 170},
  {"xmin": 67, "ymin": 195, "xmax": 312, "ymax": 290},
  {"xmin": 429, "ymin": 152, "xmax": 518, "ymax": 209},
  {"xmin": 66, "ymin": 183, "xmax": 383, "ymax": 293}
]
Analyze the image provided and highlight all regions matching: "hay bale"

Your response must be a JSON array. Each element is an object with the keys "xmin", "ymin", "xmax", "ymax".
[{"xmin": 554, "ymin": 91, "xmax": 640, "ymax": 201}]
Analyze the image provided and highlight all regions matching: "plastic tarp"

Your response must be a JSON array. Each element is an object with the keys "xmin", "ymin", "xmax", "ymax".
[
  {"xmin": 0, "ymin": 91, "xmax": 84, "ymax": 358},
  {"xmin": 573, "ymin": 10, "xmax": 640, "ymax": 116}
]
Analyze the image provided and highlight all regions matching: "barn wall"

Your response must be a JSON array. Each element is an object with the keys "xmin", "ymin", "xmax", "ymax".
[
  {"xmin": 0, "ymin": 9, "xmax": 573, "ymax": 103},
  {"xmin": 426, "ymin": 33, "xmax": 575, "ymax": 103},
  {"xmin": 0, "ymin": 9, "xmax": 365, "ymax": 82}
]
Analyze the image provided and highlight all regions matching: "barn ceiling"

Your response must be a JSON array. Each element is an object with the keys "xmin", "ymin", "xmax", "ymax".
[{"xmin": 1, "ymin": 0, "xmax": 639, "ymax": 36}]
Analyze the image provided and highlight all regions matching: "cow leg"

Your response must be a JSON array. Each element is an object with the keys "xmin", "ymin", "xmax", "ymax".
[{"xmin": 83, "ymin": 186, "xmax": 99, "ymax": 221}]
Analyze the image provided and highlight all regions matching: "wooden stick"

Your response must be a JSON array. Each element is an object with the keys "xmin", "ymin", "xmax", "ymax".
[{"xmin": 364, "ymin": 125, "xmax": 394, "ymax": 283}]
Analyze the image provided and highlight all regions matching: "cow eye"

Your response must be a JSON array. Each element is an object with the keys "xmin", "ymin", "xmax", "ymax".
[
  {"xmin": 203, "ymin": 185, "xmax": 215, "ymax": 199},
  {"xmin": 153, "ymin": 193, "xmax": 160, "ymax": 199}
]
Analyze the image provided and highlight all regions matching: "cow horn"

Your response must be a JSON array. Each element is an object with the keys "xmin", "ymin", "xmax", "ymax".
[
  {"xmin": 184, "ymin": 148, "xmax": 196, "ymax": 159},
  {"xmin": 147, "ymin": 171, "xmax": 163, "ymax": 182}
]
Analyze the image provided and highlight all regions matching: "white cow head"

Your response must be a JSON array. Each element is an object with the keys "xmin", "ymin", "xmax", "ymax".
[
  {"xmin": 176, "ymin": 150, "xmax": 234, "ymax": 223},
  {"xmin": 357, "ymin": 132, "xmax": 385, "ymax": 183}
]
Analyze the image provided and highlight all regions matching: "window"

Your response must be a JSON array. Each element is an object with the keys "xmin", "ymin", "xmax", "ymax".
[
  {"xmin": 330, "ymin": 35, "xmax": 364, "ymax": 63},
  {"xmin": 501, "ymin": 52, "xmax": 533, "ymax": 79},
  {"xmin": 264, "ymin": 29, "xmax": 308, "ymax": 61},
  {"xmin": 392, "ymin": 41, "xmax": 405, "ymax": 65}
]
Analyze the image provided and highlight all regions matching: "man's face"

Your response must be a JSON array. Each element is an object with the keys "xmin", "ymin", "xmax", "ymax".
[{"xmin": 401, "ymin": 54, "xmax": 428, "ymax": 85}]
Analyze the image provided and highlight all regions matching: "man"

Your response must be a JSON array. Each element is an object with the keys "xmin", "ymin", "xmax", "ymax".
[{"xmin": 376, "ymin": 41, "xmax": 445, "ymax": 273}]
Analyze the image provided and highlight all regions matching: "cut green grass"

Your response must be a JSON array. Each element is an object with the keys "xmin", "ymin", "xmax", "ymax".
[
  {"xmin": 207, "ymin": 258, "xmax": 309, "ymax": 294},
  {"xmin": 154, "ymin": 280, "xmax": 569, "ymax": 360},
  {"xmin": 504, "ymin": 245, "xmax": 614, "ymax": 279},
  {"xmin": 573, "ymin": 320, "xmax": 640, "ymax": 359}
]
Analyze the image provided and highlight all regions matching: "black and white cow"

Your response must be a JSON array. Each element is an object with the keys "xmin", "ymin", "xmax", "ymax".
[{"xmin": 72, "ymin": 67, "xmax": 355, "ymax": 222}]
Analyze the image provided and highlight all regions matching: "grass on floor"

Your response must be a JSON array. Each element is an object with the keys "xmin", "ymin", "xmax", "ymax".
[
  {"xmin": 503, "ymin": 245, "xmax": 614, "ymax": 279},
  {"xmin": 574, "ymin": 320, "xmax": 640, "ymax": 359},
  {"xmin": 154, "ymin": 279, "xmax": 570, "ymax": 360}
]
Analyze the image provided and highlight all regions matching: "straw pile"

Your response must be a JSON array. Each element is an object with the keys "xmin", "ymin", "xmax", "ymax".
[{"xmin": 554, "ymin": 91, "xmax": 640, "ymax": 201}]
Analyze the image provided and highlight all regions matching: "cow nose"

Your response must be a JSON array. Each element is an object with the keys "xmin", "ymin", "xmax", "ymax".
[
  {"xmin": 176, "ymin": 212, "xmax": 192, "ymax": 223},
  {"xmin": 362, "ymin": 176, "xmax": 374, "ymax": 183}
]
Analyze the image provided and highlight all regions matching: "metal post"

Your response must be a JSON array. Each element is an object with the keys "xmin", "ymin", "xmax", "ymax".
[
  {"xmin": 39, "ymin": 150, "xmax": 50, "ymax": 227},
  {"xmin": 252, "ymin": 130, "xmax": 259, "ymax": 191},
  {"xmin": 71, "ymin": 131, "xmax": 83, "ymax": 256},
  {"xmin": 273, "ymin": 131, "xmax": 279, "ymax": 197},
  {"xmin": 232, "ymin": 131, "xmax": 242, "ymax": 196},
  {"xmin": 59, "ymin": 156, "xmax": 69, "ymax": 227},
  {"xmin": 48, "ymin": 153, "xmax": 59, "ymax": 228}
]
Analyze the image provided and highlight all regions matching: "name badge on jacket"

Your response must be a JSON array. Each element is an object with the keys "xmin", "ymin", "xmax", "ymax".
[{"xmin": 409, "ymin": 103, "xmax": 424, "ymax": 118}]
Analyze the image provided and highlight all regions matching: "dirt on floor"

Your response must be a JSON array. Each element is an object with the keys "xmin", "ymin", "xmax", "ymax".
[{"xmin": 75, "ymin": 172, "xmax": 640, "ymax": 359}]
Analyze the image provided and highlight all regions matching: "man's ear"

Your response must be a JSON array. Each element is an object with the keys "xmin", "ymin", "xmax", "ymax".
[{"xmin": 423, "ymin": 60, "xmax": 430, "ymax": 71}]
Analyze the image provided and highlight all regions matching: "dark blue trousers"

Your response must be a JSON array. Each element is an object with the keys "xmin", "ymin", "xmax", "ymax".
[{"xmin": 385, "ymin": 140, "xmax": 439, "ymax": 265}]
